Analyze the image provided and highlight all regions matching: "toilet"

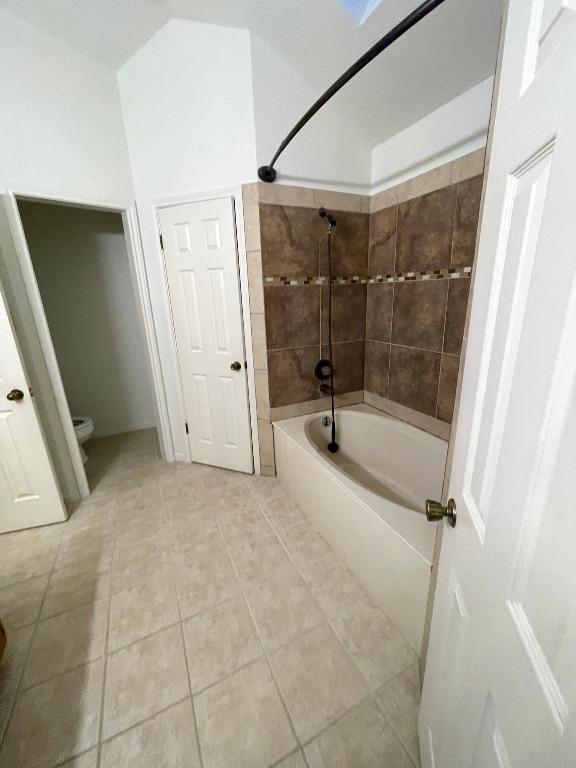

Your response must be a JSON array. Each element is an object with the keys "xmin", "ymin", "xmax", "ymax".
[{"xmin": 73, "ymin": 416, "xmax": 94, "ymax": 463}]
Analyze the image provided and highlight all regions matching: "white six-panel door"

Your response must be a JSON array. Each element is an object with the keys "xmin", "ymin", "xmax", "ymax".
[
  {"xmin": 0, "ymin": 286, "xmax": 66, "ymax": 533},
  {"xmin": 159, "ymin": 197, "xmax": 253, "ymax": 473},
  {"xmin": 420, "ymin": 1, "xmax": 576, "ymax": 766}
]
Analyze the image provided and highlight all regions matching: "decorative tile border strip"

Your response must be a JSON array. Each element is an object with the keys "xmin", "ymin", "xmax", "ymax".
[{"xmin": 263, "ymin": 266, "xmax": 472, "ymax": 286}]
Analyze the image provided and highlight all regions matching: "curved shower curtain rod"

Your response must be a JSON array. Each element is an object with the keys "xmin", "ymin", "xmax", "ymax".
[{"xmin": 258, "ymin": 0, "xmax": 448, "ymax": 183}]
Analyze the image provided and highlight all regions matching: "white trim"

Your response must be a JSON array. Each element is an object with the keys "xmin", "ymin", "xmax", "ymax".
[
  {"xmin": 122, "ymin": 206, "xmax": 174, "ymax": 462},
  {"xmin": 153, "ymin": 186, "xmax": 260, "ymax": 474},
  {"xmin": 1, "ymin": 186, "xmax": 172, "ymax": 497}
]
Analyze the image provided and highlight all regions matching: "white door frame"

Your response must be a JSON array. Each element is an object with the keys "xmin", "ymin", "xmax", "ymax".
[
  {"xmin": 0, "ymin": 186, "xmax": 173, "ymax": 499},
  {"xmin": 152, "ymin": 186, "xmax": 260, "ymax": 474}
]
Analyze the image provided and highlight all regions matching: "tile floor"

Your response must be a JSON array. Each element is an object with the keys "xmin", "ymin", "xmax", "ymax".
[{"xmin": 0, "ymin": 428, "xmax": 421, "ymax": 768}]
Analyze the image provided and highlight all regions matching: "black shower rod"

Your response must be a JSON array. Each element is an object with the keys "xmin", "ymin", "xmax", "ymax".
[{"xmin": 258, "ymin": 0, "xmax": 448, "ymax": 183}]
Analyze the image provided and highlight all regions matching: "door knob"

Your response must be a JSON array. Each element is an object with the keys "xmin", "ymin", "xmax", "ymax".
[
  {"xmin": 7, "ymin": 389, "xmax": 24, "ymax": 402},
  {"xmin": 230, "ymin": 361, "xmax": 242, "ymax": 372},
  {"xmin": 426, "ymin": 498, "xmax": 457, "ymax": 527}
]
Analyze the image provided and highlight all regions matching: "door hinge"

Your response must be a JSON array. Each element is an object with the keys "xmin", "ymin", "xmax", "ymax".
[
  {"xmin": 185, "ymin": 422, "xmax": 189, "ymax": 434},
  {"xmin": 159, "ymin": 233, "xmax": 164, "ymax": 250}
]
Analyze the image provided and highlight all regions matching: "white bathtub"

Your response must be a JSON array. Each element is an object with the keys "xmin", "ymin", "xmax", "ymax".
[{"xmin": 273, "ymin": 404, "xmax": 448, "ymax": 654}]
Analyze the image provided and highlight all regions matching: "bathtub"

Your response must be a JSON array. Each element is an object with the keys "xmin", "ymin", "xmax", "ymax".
[{"xmin": 273, "ymin": 404, "xmax": 448, "ymax": 655}]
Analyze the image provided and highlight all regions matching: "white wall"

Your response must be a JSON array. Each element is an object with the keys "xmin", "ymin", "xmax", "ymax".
[
  {"xmin": 0, "ymin": 7, "xmax": 133, "ymax": 203},
  {"xmin": 118, "ymin": 18, "xmax": 258, "ymax": 459},
  {"xmin": 371, "ymin": 77, "xmax": 494, "ymax": 192},
  {"xmin": 250, "ymin": 35, "xmax": 372, "ymax": 190},
  {"xmin": 19, "ymin": 202, "xmax": 156, "ymax": 437}
]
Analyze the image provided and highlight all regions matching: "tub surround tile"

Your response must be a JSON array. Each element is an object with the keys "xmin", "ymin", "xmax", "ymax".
[
  {"xmin": 388, "ymin": 345, "xmax": 441, "ymax": 418},
  {"xmin": 391, "ymin": 280, "xmax": 449, "ymax": 352},
  {"xmin": 242, "ymin": 183, "xmax": 261, "ymax": 252},
  {"xmin": 396, "ymin": 185, "xmax": 457, "ymax": 273},
  {"xmin": 313, "ymin": 188, "xmax": 364, "ymax": 213},
  {"xmin": 265, "ymin": 285, "xmax": 320, "ymax": 349},
  {"xmin": 452, "ymin": 175, "xmax": 483, "ymax": 267},
  {"xmin": 366, "ymin": 283, "xmax": 393, "ymax": 341},
  {"xmin": 254, "ymin": 368, "xmax": 270, "ymax": 419},
  {"xmin": 315, "ymin": 389, "xmax": 364, "ymax": 413},
  {"xmin": 247, "ymin": 249, "xmax": 265, "ymax": 314},
  {"xmin": 364, "ymin": 341, "xmax": 390, "ymax": 398},
  {"xmin": 437, "ymin": 354, "xmax": 460, "ymax": 423},
  {"xmin": 325, "ymin": 341, "xmax": 366, "ymax": 395},
  {"xmin": 268, "ymin": 347, "xmax": 321, "ymax": 407},
  {"xmin": 364, "ymin": 390, "xmax": 451, "ymax": 441},
  {"xmin": 450, "ymin": 148, "xmax": 486, "ymax": 184},
  {"xmin": 376, "ymin": 663, "xmax": 421, "ymax": 766},
  {"xmin": 270, "ymin": 399, "xmax": 319, "ymax": 422},
  {"xmin": 100, "ymin": 699, "xmax": 201, "ymax": 768},
  {"xmin": 368, "ymin": 205, "xmax": 397, "ymax": 274},
  {"xmin": 319, "ymin": 211, "xmax": 369, "ymax": 276},
  {"xmin": 443, "ymin": 278, "xmax": 470, "ymax": 355},
  {"xmin": 270, "ymin": 623, "xmax": 367, "ymax": 743},
  {"xmin": 321, "ymin": 283, "xmax": 366, "ymax": 344},
  {"xmin": 260, "ymin": 204, "xmax": 318, "ymax": 277},
  {"xmin": 250, "ymin": 312, "xmax": 268, "ymax": 371},
  {"xmin": 304, "ymin": 698, "xmax": 413, "ymax": 768},
  {"xmin": 194, "ymin": 657, "xmax": 297, "ymax": 768},
  {"xmin": 258, "ymin": 182, "xmax": 314, "ymax": 208},
  {"xmin": 182, "ymin": 596, "xmax": 262, "ymax": 693},
  {"xmin": 257, "ymin": 418, "xmax": 275, "ymax": 469}
]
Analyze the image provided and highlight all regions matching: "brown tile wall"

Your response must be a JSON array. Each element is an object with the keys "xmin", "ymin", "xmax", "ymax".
[
  {"xmin": 242, "ymin": 148, "xmax": 486, "ymax": 473},
  {"xmin": 364, "ymin": 174, "xmax": 483, "ymax": 423},
  {"xmin": 260, "ymin": 204, "xmax": 369, "ymax": 409}
]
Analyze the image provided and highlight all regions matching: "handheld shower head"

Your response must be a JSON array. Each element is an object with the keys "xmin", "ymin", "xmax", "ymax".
[{"xmin": 319, "ymin": 208, "xmax": 337, "ymax": 227}]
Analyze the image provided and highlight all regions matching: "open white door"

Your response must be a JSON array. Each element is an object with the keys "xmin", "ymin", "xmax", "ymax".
[
  {"xmin": 159, "ymin": 197, "xmax": 253, "ymax": 474},
  {"xmin": 0, "ymin": 285, "xmax": 66, "ymax": 532},
  {"xmin": 420, "ymin": 1, "xmax": 576, "ymax": 766}
]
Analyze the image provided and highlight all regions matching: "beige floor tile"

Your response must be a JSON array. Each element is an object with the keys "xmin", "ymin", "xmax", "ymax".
[
  {"xmin": 0, "ymin": 659, "xmax": 104, "ymax": 768},
  {"xmin": 100, "ymin": 698, "xmax": 200, "ymax": 768},
  {"xmin": 103, "ymin": 625, "xmax": 188, "ymax": 739},
  {"xmin": 304, "ymin": 698, "xmax": 414, "ymax": 768},
  {"xmin": 270, "ymin": 623, "xmax": 367, "ymax": 743},
  {"xmin": 0, "ymin": 625, "xmax": 34, "ymax": 699},
  {"xmin": 169, "ymin": 523, "xmax": 224, "ymax": 566},
  {"xmin": 195, "ymin": 658, "xmax": 296, "ymax": 768},
  {"xmin": 182, "ymin": 596, "xmax": 262, "ymax": 693},
  {"xmin": 246, "ymin": 570, "xmax": 324, "ymax": 650},
  {"xmin": 329, "ymin": 600, "xmax": 418, "ymax": 691},
  {"xmin": 244, "ymin": 474, "xmax": 286, "ymax": 502},
  {"xmin": 0, "ymin": 574, "xmax": 48, "ymax": 628},
  {"xmin": 376, "ymin": 663, "xmax": 421, "ymax": 765},
  {"xmin": 108, "ymin": 576, "xmax": 179, "ymax": 652},
  {"xmin": 217, "ymin": 506, "xmax": 272, "ymax": 547},
  {"xmin": 60, "ymin": 749, "xmax": 99, "ymax": 768},
  {"xmin": 229, "ymin": 533, "xmax": 293, "ymax": 583},
  {"xmin": 174, "ymin": 550, "xmax": 239, "ymax": 619},
  {"xmin": 276, "ymin": 751, "xmax": 309, "ymax": 768},
  {"xmin": 114, "ymin": 485, "xmax": 163, "ymax": 522},
  {"xmin": 42, "ymin": 567, "xmax": 111, "ymax": 619},
  {"xmin": 300, "ymin": 554, "xmax": 367, "ymax": 620},
  {"xmin": 111, "ymin": 537, "xmax": 170, "ymax": 592},
  {"xmin": 55, "ymin": 528, "xmax": 114, "ymax": 572},
  {"xmin": 0, "ymin": 527, "xmax": 61, "ymax": 584},
  {"xmin": 278, "ymin": 522, "xmax": 332, "ymax": 569},
  {"xmin": 0, "ymin": 695, "xmax": 13, "ymax": 742},
  {"xmin": 262, "ymin": 496, "xmax": 306, "ymax": 531},
  {"xmin": 22, "ymin": 599, "xmax": 108, "ymax": 689}
]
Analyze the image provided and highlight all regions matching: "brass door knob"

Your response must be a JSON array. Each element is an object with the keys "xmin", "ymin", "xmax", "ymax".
[
  {"xmin": 230, "ymin": 361, "xmax": 242, "ymax": 372},
  {"xmin": 7, "ymin": 389, "xmax": 24, "ymax": 402},
  {"xmin": 426, "ymin": 498, "xmax": 457, "ymax": 527}
]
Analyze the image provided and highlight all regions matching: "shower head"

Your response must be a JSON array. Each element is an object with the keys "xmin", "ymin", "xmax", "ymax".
[{"xmin": 319, "ymin": 208, "xmax": 337, "ymax": 227}]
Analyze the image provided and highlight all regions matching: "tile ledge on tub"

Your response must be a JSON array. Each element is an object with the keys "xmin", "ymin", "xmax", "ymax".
[{"xmin": 363, "ymin": 391, "xmax": 451, "ymax": 441}]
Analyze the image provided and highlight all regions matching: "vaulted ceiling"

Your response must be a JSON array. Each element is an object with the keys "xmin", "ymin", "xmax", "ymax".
[{"xmin": 2, "ymin": 0, "xmax": 503, "ymax": 148}]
